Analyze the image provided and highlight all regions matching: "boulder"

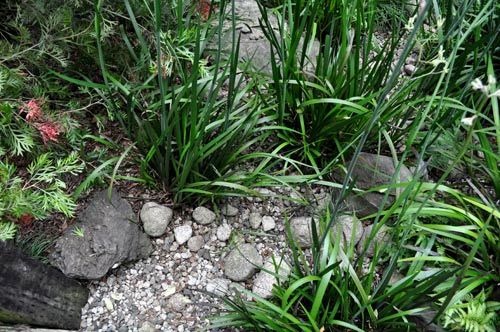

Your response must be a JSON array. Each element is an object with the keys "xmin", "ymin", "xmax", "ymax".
[
  {"xmin": 214, "ymin": 0, "xmax": 319, "ymax": 76},
  {"xmin": 333, "ymin": 153, "xmax": 413, "ymax": 217},
  {"xmin": 49, "ymin": 189, "xmax": 153, "ymax": 280},
  {"xmin": 0, "ymin": 327, "xmax": 76, "ymax": 332},
  {"xmin": 224, "ymin": 244, "xmax": 262, "ymax": 281},
  {"xmin": 0, "ymin": 241, "xmax": 88, "ymax": 329}
]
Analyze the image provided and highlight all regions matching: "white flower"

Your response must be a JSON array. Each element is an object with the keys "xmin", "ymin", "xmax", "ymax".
[
  {"xmin": 430, "ymin": 46, "xmax": 447, "ymax": 69},
  {"xmin": 490, "ymin": 89, "xmax": 500, "ymax": 97},
  {"xmin": 405, "ymin": 15, "xmax": 417, "ymax": 31},
  {"xmin": 437, "ymin": 17, "xmax": 445, "ymax": 29},
  {"xmin": 461, "ymin": 115, "xmax": 477, "ymax": 127},
  {"xmin": 471, "ymin": 77, "xmax": 497, "ymax": 96},
  {"xmin": 471, "ymin": 78, "xmax": 485, "ymax": 91}
]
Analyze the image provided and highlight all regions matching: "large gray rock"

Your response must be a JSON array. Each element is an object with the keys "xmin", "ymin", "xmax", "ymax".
[
  {"xmin": 140, "ymin": 202, "xmax": 173, "ymax": 237},
  {"xmin": 0, "ymin": 242, "xmax": 88, "ymax": 329},
  {"xmin": 334, "ymin": 153, "xmax": 413, "ymax": 217},
  {"xmin": 224, "ymin": 244, "xmax": 263, "ymax": 281},
  {"xmin": 290, "ymin": 215, "xmax": 364, "ymax": 250},
  {"xmin": 0, "ymin": 327, "xmax": 75, "ymax": 332},
  {"xmin": 49, "ymin": 189, "xmax": 153, "ymax": 280}
]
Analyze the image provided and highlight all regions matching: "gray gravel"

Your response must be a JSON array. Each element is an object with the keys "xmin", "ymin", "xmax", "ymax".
[{"xmin": 79, "ymin": 185, "xmax": 307, "ymax": 332}]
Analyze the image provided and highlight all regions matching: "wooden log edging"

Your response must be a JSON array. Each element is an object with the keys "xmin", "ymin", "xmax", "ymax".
[{"xmin": 0, "ymin": 241, "xmax": 88, "ymax": 330}]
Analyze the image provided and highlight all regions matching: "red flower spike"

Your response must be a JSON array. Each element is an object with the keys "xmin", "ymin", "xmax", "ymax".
[
  {"xmin": 35, "ymin": 122, "xmax": 61, "ymax": 143},
  {"xmin": 197, "ymin": 0, "xmax": 212, "ymax": 21},
  {"xmin": 22, "ymin": 99, "xmax": 43, "ymax": 122}
]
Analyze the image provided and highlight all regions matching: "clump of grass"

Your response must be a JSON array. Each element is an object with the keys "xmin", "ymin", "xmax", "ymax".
[{"xmin": 57, "ymin": 0, "xmax": 287, "ymax": 202}]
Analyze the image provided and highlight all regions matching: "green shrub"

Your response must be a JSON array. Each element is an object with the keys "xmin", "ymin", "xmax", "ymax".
[{"xmin": 0, "ymin": 151, "xmax": 83, "ymax": 239}]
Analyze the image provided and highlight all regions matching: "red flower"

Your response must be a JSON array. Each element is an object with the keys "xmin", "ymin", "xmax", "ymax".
[
  {"xmin": 18, "ymin": 213, "xmax": 35, "ymax": 226},
  {"xmin": 197, "ymin": 0, "xmax": 212, "ymax": 21},
  {"xmin": 35, "ymin": 122, "xmax": 61, "ymax": 143},
  {"xmin": 22, "ymin": 99, "xmax": 43, "ymax": 121}
]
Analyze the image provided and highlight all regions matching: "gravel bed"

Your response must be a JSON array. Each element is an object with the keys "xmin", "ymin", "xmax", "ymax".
[{"xmin": 79, "ymin": 186, "xmax": 316, "ymax": 331}]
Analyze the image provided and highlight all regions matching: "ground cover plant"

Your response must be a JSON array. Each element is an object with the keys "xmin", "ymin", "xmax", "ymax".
[{"xmin": 0, "ymin": 0, "xmax": 498, "ymax": 331}]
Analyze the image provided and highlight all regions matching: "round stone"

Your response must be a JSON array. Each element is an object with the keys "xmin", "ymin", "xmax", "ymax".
[
  {"xmin": 192, "ymin": 207, "xmax": 216, "ymax": 225},
  {"xmin": 404, "ymin": 64, "xmax": 416, "ymax": 75},
  {"xmin": 138, "ymin": 321, "xmax": 155, "ymax": 332},
  {"xmin": 206, "ymin": 278, "xmax": 231, "ymax": 296},
  {"xmin": 166, "ymin": 293, "xmax": 191, "ymax": 312},
  {"xmin": 224, "ymin": 244, "xmax": 262, "ymax": 281},
  {"xmin": 249, "ymin": 212, "xmax": 262, "ymax": 229},
  {"xmin": 252, "ymin": 259, "xmax": 290, "ymax": 299},
  {"xmin": 221, "ymin": 204, "xmax": 239, "ymax": 217},
  {"xmin": 174, "ymin": 225, "xmax": 193, "ymax": 245},
  {"xmin": 261, "ymin": 216, "xmax": 275, "ymax": 232},
  {"xmin": 140, "ymin": 202, "xmax": 173, "ymax": 237},
  {"xmin": 331, "ymin": 214, "xmax": 364, "ymax": 248},
  {"xmin": 289, "ymin": 217, "xmax": 316, "ymax": 248},
  {"xmin": 216, "ymin": 224, "xmax": 232, "ymax": 242},
  {"xmin": 187, "ymin": 235, "xmax": 204, "ymax": 252}
]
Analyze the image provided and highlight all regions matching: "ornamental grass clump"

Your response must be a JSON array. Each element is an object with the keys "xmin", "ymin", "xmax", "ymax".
[{"xmin": 60, "ymin": 0, "xmax": 282, "ymax": 202}]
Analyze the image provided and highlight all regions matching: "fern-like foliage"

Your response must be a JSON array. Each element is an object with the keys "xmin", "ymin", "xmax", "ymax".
[
  {"xmin": 442, "ymin": 291, "xmax": 498, "ymax": 332},
  {"xmin": 0, "ymin": 152, "xmax": 84, "ymax": 222},
  {"xmin": 0, "ymin": 101, "xmax": 35, "ymax": 156},
  {"xmin": 0, "ymin": 221, "xmax": 17, "ymax": 241}
]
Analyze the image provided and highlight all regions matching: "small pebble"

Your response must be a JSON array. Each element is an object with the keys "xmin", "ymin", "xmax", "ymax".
[
  {"xmin": 216, "ymin": 224, "xmax": 232, "ymax": 242},
  {"xmin": 262, "ymin": 216, "xmax": 276, "ymax": 231},
  {"xmin": 174, "ymin": 225, "xmax": 193, "ymax": 245}
]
